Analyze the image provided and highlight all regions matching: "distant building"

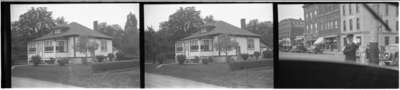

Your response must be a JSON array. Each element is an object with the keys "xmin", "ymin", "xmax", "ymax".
[
  {"xmin": 303, "ymin": 4, "xmax": 341, "ymax": 51},
  {"xmin": 340, "ymin": 3, "xmax": 399, "ymax": 51},
  {"xmin": 175, "ymin": 20, "xmax": 261, "ymax": 63},
  {"xmin": 279, "ymin": 18, "xmax": 305, "ymax": 46},
  {"xmin": 27, "ymin": 22, "xmax": 113, "ymax": 64}
]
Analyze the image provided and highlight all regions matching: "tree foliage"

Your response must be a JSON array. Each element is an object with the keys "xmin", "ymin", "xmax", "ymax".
[
  {"xmin": 245, "ymin": 19, "xmax": 273, "ymax": 47},
  {"xmin": 11, "ymin": 7, "xmax": 58, "ymax": 64},
  {"xmin": 214, "ymin": 34, "xmax": 239, "ymax": 56}
]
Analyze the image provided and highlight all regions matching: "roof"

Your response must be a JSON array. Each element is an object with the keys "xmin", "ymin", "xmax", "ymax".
[
  {"xmin": 34, "ymin": 22, "xmax": 112, "ymax": 40},
  {"xmin": 182, "ymin": 21, "xmax": 260, "ymax": 40}
]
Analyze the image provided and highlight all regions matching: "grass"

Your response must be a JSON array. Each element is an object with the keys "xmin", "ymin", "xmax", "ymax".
[
  {"xmin": 12, "ymin": 64, "xmax": 140, "ymax": 88},
  {"xmin": 145, "ymin": 63, "xmax": 273, "ymax": 88}
]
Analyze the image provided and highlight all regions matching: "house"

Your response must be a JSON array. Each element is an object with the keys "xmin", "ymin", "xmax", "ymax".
[
  {"xmin": 27, "ymin": 22, "xmax": 113, "ymax": 64},
  {"xmin": 175, "ymin": 19, "xmax": 262, "ymax": 63}
]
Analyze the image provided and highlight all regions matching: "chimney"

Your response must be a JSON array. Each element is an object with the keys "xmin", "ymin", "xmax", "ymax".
[
  {"xmin": 241, "ymin": 18, "xmax": 246, "ymax": 29},
  {"xmin": 93, "ymin": 21, "xmax": 98, "ymax": 31}
]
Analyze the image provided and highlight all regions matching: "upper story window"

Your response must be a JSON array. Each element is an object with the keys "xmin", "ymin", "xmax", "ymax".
[
  {"xmin": 343, "ymin": 21, "xmax": 347, "ymax": 32},
  {"xmin": 349, "ymin": 19, "xmax": 353, "ymax": 31},
  {"xmin": 342, "ymin": 5, "xmax": 346, "ymax": 16},
  {"xmin": 356, "ymin": 4, "xmax": 359, "ymax": 13},
  {"xmin": 356, "ymin": 18, "xmax": 360, "ymax": 30},
  {"xmin": 349, "ymin": 4, "xmax": 353, "ymax": 15},
  {"xmin": 385, "ymin": 4, "xmax": 389, "ymax": 16}
]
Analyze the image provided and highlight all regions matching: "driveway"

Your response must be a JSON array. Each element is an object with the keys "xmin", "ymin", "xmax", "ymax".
[
  {"xmin": 12, "ymin": 77, "xmax": 82, "ymax": 88},
  {"xmin": 145, "ymin": 73, "xmax": 224, "ymax": 88}
]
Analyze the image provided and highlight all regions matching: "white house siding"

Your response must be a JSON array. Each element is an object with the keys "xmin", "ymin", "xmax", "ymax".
[
  {"xmin": 27, "ymin": 36, "xmax": 113, "ymax": 63},
  {"xmin": 176, "ymin": 35, "xmax": 261, "ymax": 59}
]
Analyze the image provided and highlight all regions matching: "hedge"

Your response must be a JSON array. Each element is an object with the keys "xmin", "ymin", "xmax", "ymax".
[
  {"xmin": 91, "ymin": 60, "xmax": 139, "ymax": 73},
  {"xmin": 229, "ymin": 60, "xmax": 273, "ymax": 71}
]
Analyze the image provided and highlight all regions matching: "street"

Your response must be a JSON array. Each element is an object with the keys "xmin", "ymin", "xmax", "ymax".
[
  {"xmin": 145, "ymin": 73, "xmax": 224, "ymax": 88},
  {"xmin": 279, "ymin": 52, "xmax": 346, "ymax": 63},
  {"xmin": 12, "ymin": 77, "xmax": 82, "ymax": 88}
]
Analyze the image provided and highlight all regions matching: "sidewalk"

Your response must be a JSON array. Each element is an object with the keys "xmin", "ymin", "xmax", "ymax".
[
  {"xmin": 145, "ymin": 73, "xmax": 224, "ymax": 88},
  {"xmin": 12, "ymin": 77, "xmax": 82, "ymax": 88}
]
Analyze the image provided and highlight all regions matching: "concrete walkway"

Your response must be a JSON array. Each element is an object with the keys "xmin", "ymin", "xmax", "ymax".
[
  {"xmin": 145, "ymin": 73, "xmax": 224, "ymax": 88},
  {"xmin": 12, "ymin": 77, "xmax": 82, "ymax": 88}
]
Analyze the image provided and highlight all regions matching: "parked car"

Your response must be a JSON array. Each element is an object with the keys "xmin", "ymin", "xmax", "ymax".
[{"xmin": 290, "ymin": 45, "xmax": 308, "ymax": 53}]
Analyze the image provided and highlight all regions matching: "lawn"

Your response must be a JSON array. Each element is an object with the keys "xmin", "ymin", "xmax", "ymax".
[
  {"xmin": 145, "ymin": 63, "xmax": 274, "ymax": 88},
  {"xmin": 12, "ymin": 64, "xmax": 140, "ymax": 88}
]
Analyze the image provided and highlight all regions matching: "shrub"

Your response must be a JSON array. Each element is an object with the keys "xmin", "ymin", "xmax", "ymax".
[
  {"xmin": 116, "ymin": 52, "xmax": 126, "ymax": 60},
  {"xmin": 96, "ymin": 55, "xmax": 106, "ymax": 62},
  {"xmin": 48, "ymin": 58, "xmax": 56, "ymax": 64},
  {"xmin": 254, "ymin": 52, "xmax": 260, "ymax": 59},
  {"xmin": 193, "ymin": 56, "xmax": 200, "ymax": 64},
  {"xmin": 31, "ymin": 55, "xmax": 41, "ymax": 66},
  {"xmin": 107, "ymin": 53, "xmax": 114, "ymax": 61},
  {"xmin": 263, "ymin": 51, "xmax": 273, "ymax": 58},
  {"xmin": 57, "ymin": 58, "xmax": 69, "ymax": 66},
  {"xmin": 156, "ymin": 53, "xmax": 166, "ymax": 64},
  {"xmin": 177, "ymin": 55, "xmax": 186, "ymax": 64},
  {"xmin": 241, "ymin": 54, "xmax": 249, "ymax": 61},
  {"xmin": 229, "ymin": 60, "xmax": 273, "ymax": 71},
  {"xmin": 202, "ymin": 57, "xmax": 211, "ymax": 64},
  {"xmin": 82, "ymin": 57, "xmax": 88, "ymax": 65}
]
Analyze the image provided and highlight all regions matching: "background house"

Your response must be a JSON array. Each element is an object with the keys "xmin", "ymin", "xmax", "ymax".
[
  {"xmin": 27, "ymin": 22, "xmax": 113, "ymax": 64},
  {"xmin": 175, "ymin": 20, "xmax": 262, "ymax": 63}
]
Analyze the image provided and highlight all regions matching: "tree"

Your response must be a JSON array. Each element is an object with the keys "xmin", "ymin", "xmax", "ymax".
[
  {"xmin": 144, "ymin": 27, "xmax": 158, "ymax": 63},
  {"xmin": 214, "ymin": 34, "xmax": 239, "ymax": 56},
  {"xmin": 75, "ymin": 35, "xmax": 99, "ymax": 63},
  {"xmin": 54, "ymin": 17, "xmax": 68, "ymax": 25},
  {"xmin": 11, "ymin": 7, "xmax": 57, "ymax": 64},
  {"xmin": 121, "ymin": 13, "xmax": 139, "ymax": 57},
  {"xmin": 245, "ymin": 19, "xmax": 273, "ymax": 47}
]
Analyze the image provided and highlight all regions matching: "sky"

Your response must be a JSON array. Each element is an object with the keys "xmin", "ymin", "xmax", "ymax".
[
  {"xmin": 11, "ymin": 4, "xmax": 139, "ymax": 30},
  {"xmin": 144, "ymin": 4, "xmax": 273, "ymax": 31},
  {"xmin": 278, "ymin": 4, "xmax": 304, "ymax": 21}
]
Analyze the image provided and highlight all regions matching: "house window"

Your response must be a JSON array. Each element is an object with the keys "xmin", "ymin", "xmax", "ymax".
[
  {"xmin": 101, "ymin": 40, "xmax": 107, "ymax": 52},
  {"xmin": 356, "ymin": 18, "xmax": 360, "ymax": 30},
  {"xmin": 190, "ymin": 40, "xmax": 199, "ymax": 52},
  {"xmin": 200, "ymin": 39, "xmax": 212, "ymax": 51},
  {"xmin": 335, "ymin": 20, "xmax": 338, "ymax": 29},
  {"xmin": 28, "ymin": 43, "xmax": 36, "ymax": 54},
  {"xmin": 385, "ymin": 36, "xmax": 390, "ymax": 45},
  {"xmin": 343, "ymin": 21, "xmax": 347, "ymax": 32},
  {"xmin": 56, "ymin": 41, "xmax": 66, "ymax": 52},
  {"xmin": 247, "ymin": 38, "xmax": 255, "ymax": 50},
  {"xmin": 395, "ymin": 37, "xmax": 399, "ymax": 44},
  {"xmin": 44, "ymin": 40, "xmax": 53, "ymax": 52},
  {"xmin": 349, "ymin": 19, "xmax": 353, "ymax": 31},
  {"xmin": 175, "ymin": 41, "xmax": 183, "ymax": 52}
]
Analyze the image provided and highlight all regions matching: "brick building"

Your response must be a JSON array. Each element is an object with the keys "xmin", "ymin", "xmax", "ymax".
[
  {"xmin": 278, "ymin": 18, "xmax": 305, "ymax": 47},
  {"xmin": 303, "ymin": 4, "xmax": 341, "ymax": 51}
]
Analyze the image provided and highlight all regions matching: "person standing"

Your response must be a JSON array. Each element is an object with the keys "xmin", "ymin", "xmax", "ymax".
[{"xmin": 343, "ymin": 34, "xmax": 360, "ymax": 62}]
